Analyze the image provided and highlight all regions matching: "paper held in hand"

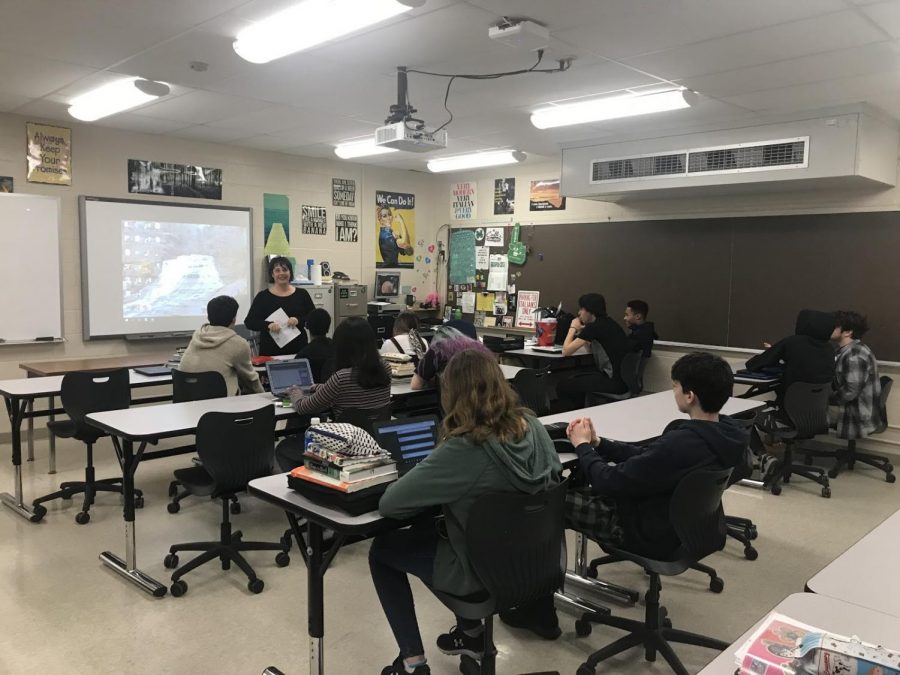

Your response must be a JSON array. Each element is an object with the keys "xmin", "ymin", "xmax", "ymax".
[{"xmin": 265, "ymin": 307, "xmax": 302, "ymax": 349}]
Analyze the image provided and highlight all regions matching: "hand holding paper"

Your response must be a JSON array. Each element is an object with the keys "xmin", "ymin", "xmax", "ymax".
[{"xmin": 265, "ymin": 307, "xmax": 302, "ymax": 348}]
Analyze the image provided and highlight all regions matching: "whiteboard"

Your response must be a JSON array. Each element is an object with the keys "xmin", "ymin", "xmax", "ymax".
[{"xmin": 0, "ymin": 193, "xmax": 62, "ymax": 341}]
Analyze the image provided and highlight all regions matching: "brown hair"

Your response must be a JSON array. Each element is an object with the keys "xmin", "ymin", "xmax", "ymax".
[{"xmin": 440, "ymin": 350, "xmax": 529, "ymax": 444}]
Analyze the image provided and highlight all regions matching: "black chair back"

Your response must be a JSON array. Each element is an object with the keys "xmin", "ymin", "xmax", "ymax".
[
  {"xmin": 172, "ymin": 370, "xmax": 228, "ymax": 403},
  {"xmin": 334, "ymin": 405, "xmax": 392, "ymax": 435},
  {"xmin": 464, "ymin": 481, "xmax": 567, "ymax": 610},
  {"xmin": 511, "ymin": 367, "xmax": 552, "ymax": 416},
  {"xmin": 783, "ymin": 381, "xmax": 831, "ymax": 438},
  {"xmin": 876, "ymin": 376, "xmax": 892, "ymax": 434},
  {"xmin": 196, "ymin": 406, "xmax": 276, "ymax": 496},
  {"xmin": 620, "ymin": 352, "xmax": 647, "ymax": 398},
  {"xmin": 60, "ymin": 369, "xmax": 131, "ymax": 441},
  {"xmin": 669, "ymin": 466, "xmax": 732, "ymax": 561}
]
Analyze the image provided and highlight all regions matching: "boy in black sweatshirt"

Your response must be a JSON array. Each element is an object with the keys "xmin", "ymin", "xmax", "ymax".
[
  {"xmin": 501, "ymin": 352, "xmax": 749, "ymax": 639},
  {"xmin": 624, "ymin": 299, "xmax": 658, "ymax": 357}
]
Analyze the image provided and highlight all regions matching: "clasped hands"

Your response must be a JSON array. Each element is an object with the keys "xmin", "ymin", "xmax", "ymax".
[{"xmin": 567, "ymin": 417, "xmax": 600, "ymax": 447}]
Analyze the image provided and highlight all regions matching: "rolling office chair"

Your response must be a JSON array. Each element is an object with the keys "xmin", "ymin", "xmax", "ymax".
[
  {"xmin": 803, "ymin": 375, "xmax": 895, "ymax": 483},
  {"xmin": 334, "ymin": 404, "xmax": 393, "ymax": 435},
  {"xmin": 430, "ymin": 481, "xmax": 567, "ymax": 675},
  {"xmin": 166, "ymin": 370, "xmax": 230, "ymax": 515},
  {"xmin": 759, "ymin": 382, "xmax": 832, "ymax": 498},
  {"xmin": 511, "ymin": 367, "xmax": 553, "ymax": 416},
  {"xmin": 164, "ymin": 405, "xmax": 290, "ymax": 597},
  {"xmin": 32, "ymin": 368, "xmax": 139, "ymax": 524},
  {"xmin": 585, "ymin": 352, "xmax": 647, "ymax": 406},
  {"xmin": 575, "ymin": 467, "xmax": 733, "ymax": 675}
]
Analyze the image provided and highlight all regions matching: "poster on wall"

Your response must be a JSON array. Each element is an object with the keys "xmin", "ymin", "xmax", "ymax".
[
  {"xmin": 332, "ymin": 178, "xmax": 356, "ymax": 207},
  {"xmin": 493, "ymin": 177, "xmax": 515, "ymax": 215},
  {"xmin": 0, "ymin": 176, "xmax": 13, "ymax": 193},
  {"xmin": 529, "ymin": 178, "xmax": 566, "ymax": 211},
  {"xmin": 301, "ymin": 205, "xmax": 327, "ymax": 235},
  {"xmin": 375, "ymin": 190, "xmax": 415, "ymax": 269},
  {"xmin": 264, "ymin": 193, "xmax": 290, "ymax": 256},
  {"xmin": 515, "ymin": 290, "xmax": 540, "ymax": 329},
  {"xmin": 335, "ymin": 214, "xmax": 358, "ymax": 242},
  {"xmin": 128, "ymin": 159, "xmax": 222, "ymax": 199},
  {"xmin": 451, "ymin": 181, "xmax": 476, "ymax": 220},
  {"xmin": 26, "ymin": 122, "xmax": 72, "ymax": 186}
]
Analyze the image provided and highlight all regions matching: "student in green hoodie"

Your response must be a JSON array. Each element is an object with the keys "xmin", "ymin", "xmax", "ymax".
[{"xmin": 369, "ymin": 349, "xmax": 562, "ymax": 675}]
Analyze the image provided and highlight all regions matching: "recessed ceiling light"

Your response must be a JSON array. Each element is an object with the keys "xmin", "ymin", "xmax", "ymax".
[
  {"xmin": 531, "ymin": 89, "xmax": 697, "ymax": 129},
  {"xmin": 426, "ymin": 150, "xmax": 526, "ymax": 173},
  {"xmin": 68, "ymin": 77, "xmax": 170, "ymax": 122}
]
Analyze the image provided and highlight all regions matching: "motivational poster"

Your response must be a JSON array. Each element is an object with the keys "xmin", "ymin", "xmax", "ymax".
[
  {"xmin": 493, "ymin": 177, "xmax": 515, "ymax": 215},
  {"xmin": 335, "ymin": 213, "xmax": 358, "ymax": 242},
  {"xmin": 451, "ymin": 181, "xmax": 476, "ymax": 220},
  {"xmin": 26, "ymin": 122, "xmax": 71, "ymax": 185},
  {"xmin": 529, "ymin": 178, "xmax": 567, "ymax": 211},
  {"xmin": 375, "ymin": 190, "xmax": 415, "ymax": 269},
  {"xmin": 301, "ymin": 205, "xmax": 327, "ymax": 235},
  {"xmin": 332, "ymin": 178, "xmax": 356, "ymax": 207},
  {"xmin": 263, "ymin": 193, "xmax": 290, "ymax": 256}
]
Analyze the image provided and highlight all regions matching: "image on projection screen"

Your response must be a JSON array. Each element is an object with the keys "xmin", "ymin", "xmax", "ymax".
[{"xmin": 121, "ymin": 220, "xmax": 248, "ymax": 320}]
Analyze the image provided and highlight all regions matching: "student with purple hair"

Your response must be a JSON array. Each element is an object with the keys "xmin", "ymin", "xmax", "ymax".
[{"xmin": 410, "ymin": 320, "xmax": 492, "ymax": 391}]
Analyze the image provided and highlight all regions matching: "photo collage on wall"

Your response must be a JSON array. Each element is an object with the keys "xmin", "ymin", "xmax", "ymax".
[{"xmin": 128, "ymin": 159, "xmax": 222, "ymax": 200}]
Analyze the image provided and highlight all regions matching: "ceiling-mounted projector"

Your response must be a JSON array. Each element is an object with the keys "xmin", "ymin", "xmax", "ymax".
[{"xmin": 375, "ymin": 122, "xmax": 447, "ymax": 153}]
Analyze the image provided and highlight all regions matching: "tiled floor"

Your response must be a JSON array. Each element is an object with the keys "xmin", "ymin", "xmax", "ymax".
[{"xmin": 0, "ymin": 433, "xmax": 897, "ymax": 675}]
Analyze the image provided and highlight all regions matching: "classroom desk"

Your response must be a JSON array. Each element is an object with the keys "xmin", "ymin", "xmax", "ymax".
[
  {"xmin": 731, "ymin": 369, "xmax": 781, "ymax": 400},
  {"xmin": 85, "ymin": 393, "xmax": 296, "ymax": 597},
  {"xmin": 805, "ymin": 507, "xmax": 900, "ymax": 618},
  {"xmin": 388, "ymin": 363, "xmax": 523, "ymax": 397},
  {"xmin": 503, "ymin": 344, "xmax": 592, "ymax": 368},
  {"xmin": 697, "ymin": 593, "xmax": 900, "ymax": 674},
  {"xmin": 0, "ymin": 370, "xmax": 172, "ymax": 522}
]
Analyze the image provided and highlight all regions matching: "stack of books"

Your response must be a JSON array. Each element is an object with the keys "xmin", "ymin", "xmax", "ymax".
[
  {"xmin": 382, "ymin": 352, "xmax": 415, "ymax": 378},
  {"xmin": 291, "ymin": 443, "xmax": 397, "ymax": 494}
]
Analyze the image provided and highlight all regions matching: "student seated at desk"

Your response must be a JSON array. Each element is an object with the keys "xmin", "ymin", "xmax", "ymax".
[
  {"xmin": 369, "ymin": 349, "xmax": 561, "ymax": 675},
  {"xmin": 179, "ymin": 295, "xmax": 263, "ymax": 396},
  {"xmin": 409, "ymin": 320, "xmax": 491, "ymax": 391},
  {"xmin": 275, "ymin": 317, "xmax": 391, "ymax": 472},
  {"xmin": 557, "ymin": 293, "xmax": 629, "ymax": 409},
  {"xmin": 294, "ymin": 308, "xmax": 335, "ymax": 382},
  {"xmin": 624, "ymin": 299, "xmax": 657, "ymax": 357},
  {"xmin": 830, "ymin": 310, "xmax": 882, "ymax": 439},
  {"xmin": 380, "ymin": 311, "xmax": 429, "ymax": 364},
  {"xmin": 501, "ymin": 352, "xmax": 749, "ymax": 639}
]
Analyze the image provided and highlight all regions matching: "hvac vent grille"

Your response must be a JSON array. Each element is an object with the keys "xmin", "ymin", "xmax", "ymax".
[
  {"xmin": 591, "ymin": 153, "xmax": 686, "ymax": 182},
  {"xmin": 688, "ymin": 139, "xmax": 806, "ymax": 173}
]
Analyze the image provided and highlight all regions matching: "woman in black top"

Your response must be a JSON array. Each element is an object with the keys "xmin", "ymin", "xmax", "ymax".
[{"xmin": 244, "ymin": 257, "xmax": 314, "ymax": 356}]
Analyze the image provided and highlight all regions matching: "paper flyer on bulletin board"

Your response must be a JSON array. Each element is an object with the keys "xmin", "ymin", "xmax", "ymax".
[{"xmin": 515, "ymin": 291, "xmax": 540, "ymax": 329}]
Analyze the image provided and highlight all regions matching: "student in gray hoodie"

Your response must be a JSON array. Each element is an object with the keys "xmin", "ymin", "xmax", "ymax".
[
  {"xmin": 179, "ymin": 295, "xmax": 263, "ymax": 396},
  {"xmin": 370, "ymin": 349, "xmax": 561, "ymax": 675}
]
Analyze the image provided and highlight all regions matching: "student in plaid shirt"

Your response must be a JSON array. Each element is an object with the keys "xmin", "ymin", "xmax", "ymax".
[{"xmin": 830, "ymin": 311, "xmax": 882, "ymax": 439}]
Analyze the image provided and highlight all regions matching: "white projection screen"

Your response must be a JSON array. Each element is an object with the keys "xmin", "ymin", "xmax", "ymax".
[{"xmin": 80, "ymin": 196, "xmax": 253, "ymax": 339}]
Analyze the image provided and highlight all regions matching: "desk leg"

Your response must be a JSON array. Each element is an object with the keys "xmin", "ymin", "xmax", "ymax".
[
  {"xmin": 1, "ymin": 398, "xmax": 38, "ymax": 521},
  {"xmin": 306, "ymin": 520, "xmax": 325, "ymax": 675},
  {"xmin": 47, "ymin": 396, "xmax": 56, "ymax": 474},
  {"xmin": 99, "ymin": 438, "xmax": 166, "ymax": 597},
  {"xmin": 26, "ymin": 399, "xmax": 34, "ymax": 462}
]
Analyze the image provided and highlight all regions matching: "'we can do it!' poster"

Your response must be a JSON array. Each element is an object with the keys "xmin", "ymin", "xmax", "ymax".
[{"xmin": 375, "ymin": 190, "xmax": 415, "ymax": 269}]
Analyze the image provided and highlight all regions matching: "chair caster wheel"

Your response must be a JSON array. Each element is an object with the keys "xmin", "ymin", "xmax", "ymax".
[
  {"xmin": 134, "ymin": 496, "xmax": 144, "ymax": 509},
  {"xmin": 577, "ymin": 664, "xmax": 596, "ymax": 675},
  {"xmin": 744, "ymin": 546, "xmax": 759, "ymax": 561},
  {"xmin": 275, "ymin": 552, "xmax": 290, "ymax": 567},
  {"xmin": 821, "ymin": 487, "xmax": 831, "ymax": 498},
  {"xmin": 709, "ymin": 576, "xmax": 724, "ymax": 593},
  {"xmin": 61, "ymin": 490, "xmax": 73, "ymax": 500},
  {"xmin": 30, "ymin": 505, "xmax": 47, "ymax": 523},
  {"xmin": 748, "ymin": 527, "xmax": 758, "ymax": 541},
  {"xmin": 771, "ymin": 485, "xmax": 782, "ymax": 496},
  {"xmin": 248, "ymin": 578, "xmax": 264, "ymax": 594},
  {"xmin": 170, "ymin": 580, "xmax": 187, "ymax": 597},
  {"xmin": 575, "ymin": 618, "xmax": 593, "ymax": 637},
  {"xmin": 75, "ymin": 511, "xmax": 90, "ymax": 525},
  {"xmin": 280, "ymin": 533, "xmax": 293, "ymax": 550},
  {"xmin": 167, "ymin": 502, "xmax": 180, "ymax": 514},
  {"xmin": 230, "ymin": 501, "xmax": 241, "ymax": 515},
  {"xmin": 167, "ymin": 482, "xmax": 178, "ymax": 498},
  {"xmin": 164, "ymin": 553, "xmax": 179, "ymax": 569},
  {"xmin": 885, "ymin": 463, "xmax": 894, "ymax": 473},
  {"xmin": 887, "ymin": 473, "xmax": 896, "ymax": 484},
  {"xmin": 459, "ymin": 654, "xmax": 479, "ymax": 675}
]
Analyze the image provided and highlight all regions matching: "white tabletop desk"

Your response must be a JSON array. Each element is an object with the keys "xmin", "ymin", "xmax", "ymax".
[
  {"xmin": 504, "ymin": 344, "xmax": 592, "ymax": 368},
  {"xmin": 389, "ymin": 363, "xmax": 523, "ymax": 397},
  {"xmin": 698, "ymin": 593, "xmax": 900, "ymax": 674},
  {"xmin": 0, "ymin": 370, "xmax": 172, "ymax": 522},
  {"xmin": 805, "ymin": 507, "xmax": 900, "ymax": 618}
]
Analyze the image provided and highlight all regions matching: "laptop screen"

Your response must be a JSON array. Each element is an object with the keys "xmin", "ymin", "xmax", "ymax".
[
  {"xmin": 266, "ymin": 359, "xmax": 314, "ymax": 394},
  {"xmin": 374, "ymin": 416, "xmax": 440, "ymax": 473}
]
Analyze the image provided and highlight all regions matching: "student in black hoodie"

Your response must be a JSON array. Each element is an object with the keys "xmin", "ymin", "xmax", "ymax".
[
  {"xmin": 624, "ymin": 299, "xmax": 658, "ymax": 357},
  {"xmin": 500, "ymin": 351, "xmax": 749, "ymax": 639},
  {"xmin": 294, "ymin": 308, "xmax": 335, "ymax": 382}
]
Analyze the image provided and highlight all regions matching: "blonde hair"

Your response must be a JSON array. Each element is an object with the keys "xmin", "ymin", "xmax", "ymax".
[{"xmin": 440, "ymin": 350, "xmax": 529, "ymax": 444}]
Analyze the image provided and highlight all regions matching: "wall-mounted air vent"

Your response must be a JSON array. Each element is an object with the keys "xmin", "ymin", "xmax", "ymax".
[
  {"xmin": 687, "ymin": 138, "xmax": 808, "ymax": 174},
  {"xmin": 590, "ymin": 153, "xmax": 686, "ymax": 183}
]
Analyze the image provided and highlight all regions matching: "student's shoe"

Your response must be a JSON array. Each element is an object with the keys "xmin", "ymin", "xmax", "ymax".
[
  {"xmin": 436, "ymin": 625, "xmax": 485, "ymax": 658},
  {"xmin": 760, "ymin": 454, "xmax": 783, "ymax": 487},
  {"xmin": 499, "ymin": 598, "xmax": 562, "ymax": 640},
  {"xmin": 380, "ymin": 654, "xmax": 430, "ymax": 675}
]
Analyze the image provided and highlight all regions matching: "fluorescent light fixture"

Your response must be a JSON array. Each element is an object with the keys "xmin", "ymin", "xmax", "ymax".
[
  {"xmin": 234, "ymin": 0, "xmax": 425, "ymax": 64},
  {"xmin": 426, "ymin": 150, "xmax": 527, "ymax": 173},
  {"xmin": 334, "ymin": 138, "xmax": 399, "ymax": 159},
  {"xmin": 68, "ymin": 77, "xmax": 170, "ymax": 122},
  {"xmin": 531, "ymin": 89, "xmax": 697, "ymax": 129}
]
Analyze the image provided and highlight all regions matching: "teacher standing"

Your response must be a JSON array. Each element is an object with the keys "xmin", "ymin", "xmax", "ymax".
[{"xmin": 244, "ymin": 256, "xmax": 314, "ymax": 356}]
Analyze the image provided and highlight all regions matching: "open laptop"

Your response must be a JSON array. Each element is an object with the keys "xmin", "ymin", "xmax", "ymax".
[
  {"xmin": 265, "ymin": 358, "xmax": 315, "ymax": 400},
  {"xmin": 531, "ymin": 344, "xmax": 563, "ymax": 353},
  {"xmin": 373, "ymin": 415, "xmax": 440, "ymax": 476}
]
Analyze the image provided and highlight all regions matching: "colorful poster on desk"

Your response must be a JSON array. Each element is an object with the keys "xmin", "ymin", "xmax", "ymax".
[
  {"xmin": 264, "ymin": 193, "xmax": 290, "ymax": 255},
  {"xmin": 375, "ymin": 191, "xmax": 415, "ymax": 269},
  {"xmin": 26, "ymin": 122, "xmax": 71, "ymax": 186}
]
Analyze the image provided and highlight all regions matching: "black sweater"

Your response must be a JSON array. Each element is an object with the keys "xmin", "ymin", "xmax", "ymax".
[
  {"xmin": 628, "ymin": 322, "xmax": 658, "ymax": 357},
  {"xmin": 244, "ymin": 288, "xmax": 315, "ymax": 356},
  {"xmin": 296, "ymin": 336, "xmax": 335, "ymax": 382},
  {"xmin": 576, "ymin": 416, "xmax": 748, "ymax": 558}
]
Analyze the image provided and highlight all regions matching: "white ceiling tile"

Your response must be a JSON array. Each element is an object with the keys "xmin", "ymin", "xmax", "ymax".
[
  {"xmin": 138, "ymin": 91, "xmax": 263, "ymax": 124},
  {"xmin": 0, "ymin": 93, "xmax": 34, "ymax": 113},
  {"xmin": 859, "ymin": 1, "xmax": 900, "ymax": 38},
  {"xmin": 168, "ymin": 125, "xmax": 254, "ymax": 143},
  {"xmin": 622, "ymin": 10, "xmax": 887, "ymax": 80},
  {"xmin": 0, "ymin": 51, "xmax": 97, "ymax": 99},
  {"xmin": 205, "ymin": 105, "xmax": 313, "ymax": 134},
  {"xmin": 10, "ymin": 99, "xmax": 72, "ymax": 123},
  {"xmin": 93, "ymin": 114, "xmax": 192, "ymax": 135},
  {"xmin": 230, "ymin": 134, "xmax": 299, "ymax": 152}
]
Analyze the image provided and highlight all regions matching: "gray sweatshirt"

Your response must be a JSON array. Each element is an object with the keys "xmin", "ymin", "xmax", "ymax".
[{"xmin": 179, "ymin": 324, "xmax": 263, "ymax": 396}]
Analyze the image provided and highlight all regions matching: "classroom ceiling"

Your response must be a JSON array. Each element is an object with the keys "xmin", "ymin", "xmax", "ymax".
[{"xmin": 3, "ymin": 0, "xmax": 900, "ymax": 171}]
